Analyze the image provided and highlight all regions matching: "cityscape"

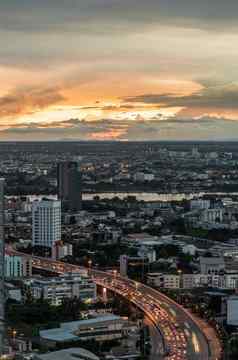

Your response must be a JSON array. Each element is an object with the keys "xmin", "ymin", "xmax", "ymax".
[
  {"xmin": 2, "ymin": 1, "xmax": 238, "ymax": 360},
  {"xmin": 1, "ymin": 141, "xmax": 238, "ymax": 359}
]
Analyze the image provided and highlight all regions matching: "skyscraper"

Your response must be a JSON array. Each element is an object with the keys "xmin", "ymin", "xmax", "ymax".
[
  {"xmin": 0, "ymin": 179, "xmax": 5, "ymax": 356},
  {"xmin": 32, "ymin": 199, "xmax": 61, "ymax": 249},
  {"xmin": 57, "ymin": 161, "xmax": 82, "ymax": 212}
]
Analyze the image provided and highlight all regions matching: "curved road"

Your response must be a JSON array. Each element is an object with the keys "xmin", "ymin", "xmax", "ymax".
[{"xmin": 13, "ymin": 253, "xmax": 222, "ymax": 360}]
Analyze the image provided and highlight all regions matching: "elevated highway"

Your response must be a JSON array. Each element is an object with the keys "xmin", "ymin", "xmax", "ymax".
[{"xmin": 13, "ymin": 252, "xmax": 222, "ymax": 360}]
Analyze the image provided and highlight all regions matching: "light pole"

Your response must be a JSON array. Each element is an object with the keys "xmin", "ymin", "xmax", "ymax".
[
  {"xmin": 177, "ymin": 269, "xmax": 182, "ymax": 290},
  {"xmin": 103, "ymin": 287, "xmax": 107, "ymax": 304},
  {"xmin": 88, "ymin": 259, "xmax": 92, "ymax": 276}
]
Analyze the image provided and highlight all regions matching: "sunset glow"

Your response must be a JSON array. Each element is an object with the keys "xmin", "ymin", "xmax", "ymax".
[{"xmin": 1, "ymin": 1, "xmax": 238, "ymax": 140}]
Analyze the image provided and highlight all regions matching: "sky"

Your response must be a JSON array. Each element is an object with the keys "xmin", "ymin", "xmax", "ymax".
[{"xmin": 1, "ymin": 0, "xmax": 238, "ymax": 141}]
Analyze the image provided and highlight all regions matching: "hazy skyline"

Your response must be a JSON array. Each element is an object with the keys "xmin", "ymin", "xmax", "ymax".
[{"xmin": 1, "ymin": 1, "xmax": 238, "ymax": 140}]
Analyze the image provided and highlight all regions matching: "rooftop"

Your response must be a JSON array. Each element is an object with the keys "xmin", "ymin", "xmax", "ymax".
[
  {"xmin": 40, "ymin": 314, "xmax": 121, "ymax": 343},
  {"xmin": 35, "ymin": 347, "xmax": 99, "ymax": 360},
  {"xmin": 200, "ymin": 257, "xmax": 225, "ymax": 265}
]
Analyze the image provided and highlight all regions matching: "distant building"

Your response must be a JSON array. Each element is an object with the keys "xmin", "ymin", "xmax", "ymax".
[
  {"xmin": 182, "ymin": 244, "xmax": 197, "ymax": 256},
  {"xmin": 5, "ymin": 283, "xmax": 22, "ymax": 302},
  {"xmin": 200, "ymin": 209, "xmax": 223, "ymax": 223},
  {"xmin": 120, "ymin": 255, "xmax": 128, "ymax": 277},
  {"xmin": 120, "ymin": 255, "xmax": 149, "ymax": 279},
  {"xmin": 126, "ymin": 233, "xmax": 158, "ymax": 245},
  {"xmin": 190, "ymin": 199, "xmax": 210, "ymax": 211},
  {"xmin": 25, "ymin": 273, "xmax": 96, "ymax": 305},
  {"xmin": 52, "ymin": 241, "xmax": 73, "ymax": 260},
  {"xmin": 207, "ymin": 152, "xmax": 218, "ymax": 160},
  {"xmin": 57, "ymin": 161, "xmax": 82, "ymax": 212},
  {"xmin": 32, "ymin": 199, "xmax": 61, "ymax": 249},
  {"xmin": 191, "ymin": 147, "xmax": 200, "ymax": 158},
  {"xmin": 133, "ymin": 172, "xmax": 155, "ymax": 182},
  {"xmin": 200, "ymin": 257, "xmax": 225, "ymax": 275},
  {"xmin": 147, "ymin": 273, "xmax": 180, "ymax": 289},
  {"xmin": 227, "ymin": 296, "xmax": 238, "ymax": 326},
  {"xmin": 224, "ymin": 274, "xmax": 238, "ymax": 289},
  {"xmin": 138, "ymin": 246, "xmax": 156, "ymax": 263}
]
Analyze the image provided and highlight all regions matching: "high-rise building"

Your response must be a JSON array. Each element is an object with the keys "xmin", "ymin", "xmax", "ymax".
[
  {"xmin": 32, "ymin": 199, "xmax": 61, "ymax": 249},
  {"xmin": 57, "ymin": 161, "xmax": 82, "ymax": 212},
  {"xmin": 0, "ymin": 179, "xmax": 5, "ymax": 356}
]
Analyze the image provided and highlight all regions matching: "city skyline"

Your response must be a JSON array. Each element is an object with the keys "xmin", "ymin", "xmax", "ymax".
[{"xmin": 1, "ymin": 1, "xmax": 238, "ymax": 140}]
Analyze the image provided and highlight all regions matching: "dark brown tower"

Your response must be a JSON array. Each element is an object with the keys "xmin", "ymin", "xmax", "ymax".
[{"xmin": 57, "ymin": 162, "xmax": 82, "ymax": 212}]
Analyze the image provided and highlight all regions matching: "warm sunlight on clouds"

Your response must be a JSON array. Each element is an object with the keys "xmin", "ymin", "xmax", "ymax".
[{"xmin": 1, "ymin": 1, "xmax": 238, "ymax": 140}]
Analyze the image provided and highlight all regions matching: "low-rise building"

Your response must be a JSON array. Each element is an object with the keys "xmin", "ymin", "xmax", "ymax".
[
  {"xmin": 148, "ymin": 272, "xmax": 238, "ymax": 290},
  {"xmin": 40, "ymin": 314, "xmax": 135, "ymax": 345},
  {"xmin": 138, "ymin": 246, "xmax": 156, "ymax": 263},
  {"xmin": 147, "ymin": 273, "xmax": 180, "ymax": 289},
  {"xmin": 227, "ymin": 296, "xmax": 238, "ymax": 326},
  {"xmin": 6, "ymin": 283, "xmax": 22, "ymax": 302},
  {"xmin": 5, "ymin": 254, "xmax": 32, "ymax": 278},
  {"xmin": 133, "ymin": 172, "xmax": 155, "ymax": 182},
  {"xmin": 190, "ymin": 199, "xmax": 210, "ymax": 211},
  {"xmin": 120, "ymin": 255, "xmax": 149, "ymax": 278},
  {"xmin": 200, "ymin": 208, "xmax": 223, "ymax": 223},
  {"xmin": 25, "ymin": 273, "xmax": 96, "ymax": 305},
  {"xmin": 35, "ymin": 347, "xmax": 99, "ymax": 360},
  {"xmin": 52, "ymin": 241, "xmax": 73, "ymax": 260},
  {"xmin": 200, "ymin": 257, "xmax": 225, "ymax": 275}
]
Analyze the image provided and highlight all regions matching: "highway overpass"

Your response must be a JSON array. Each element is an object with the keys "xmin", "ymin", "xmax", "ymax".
[{"xmin": 13, "ymin": 252, "xmax": 222, "ymax": 360}]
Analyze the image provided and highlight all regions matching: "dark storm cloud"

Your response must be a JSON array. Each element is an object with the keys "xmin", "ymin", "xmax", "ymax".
[
  {"xmin": 3, "ymin": 118, "xmax": 125, "ymax": 134},
  {"xmin": 1, "ymin": 1, "xmax": 238, "ymax": 33},
  {"xmin": 3, "ymin": 115, "xmax": 238, "ymax": 141},
  {"xmin": 124, "ymin": 83, "xmax": 238, "ymax": 110}
]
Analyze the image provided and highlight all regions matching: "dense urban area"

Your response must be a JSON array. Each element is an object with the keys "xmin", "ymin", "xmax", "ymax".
[{"xmin": 3, "ymin": 141, "xmax": 238, "ymax": 360}]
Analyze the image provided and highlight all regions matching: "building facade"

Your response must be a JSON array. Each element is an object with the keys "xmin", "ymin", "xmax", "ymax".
[
  {"xmin": 32, "ymin": 199, "xmax": 61, "ymax": 248},
  {"xmin": 5, "ymin": 254, "xmax": 32, "ymax": 278},
  {"xmin": 200, "ymin": 257, "xmax": 225, "ymax": 275},
  {"xmin": 26, "ymin": 273, "xmax": 96, "ymax": 305},
  {"xmin": 40, "ymin": 314, "xmax": 136, "ymax": 345},
  {"xmin": 227, "ymin": 296, "xmax": 238, "ymax": 326},
  {"xmin": 57, "ymin": 161, "xmax": 82, "ymax": 212},
  {"xmin": 147, "ymin": 273, "xmax": 180, "ymax": 289}
]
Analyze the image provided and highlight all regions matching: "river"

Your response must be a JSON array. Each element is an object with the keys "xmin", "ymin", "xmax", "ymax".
[{"xmin": 6, "ymin": 192, "xmax": 238, "ymax": 203}]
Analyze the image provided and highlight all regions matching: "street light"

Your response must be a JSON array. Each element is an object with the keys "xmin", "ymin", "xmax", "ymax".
[
  {"xmin": 103, "ymin": 287, "xmax": 107, "ymax": 304},
  {"xmin": 88, "ymin": 259, "xmax": 92, "ymax": 276},
  {"xmin": 176, "ymin": 269, "xmax": 183, "ymax": 292}
]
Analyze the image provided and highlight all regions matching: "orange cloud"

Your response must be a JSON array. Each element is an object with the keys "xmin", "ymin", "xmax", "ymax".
[
  {"xmin": 90, "ymin": 127, "xmax": 128, "ymax": 140},
  {"xmin": 0, "ymin": 86, "xmax": 65, "ymax": 122}
]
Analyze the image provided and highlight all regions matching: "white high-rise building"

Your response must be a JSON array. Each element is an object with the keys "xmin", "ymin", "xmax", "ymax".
[{"xmin": 32, "ymin": 199, "xmax": 61, "ymax": 248}]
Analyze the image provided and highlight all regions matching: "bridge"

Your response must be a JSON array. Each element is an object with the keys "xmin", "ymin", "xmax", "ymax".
[{"xmin": 13, "ymin": 252, "xmax": 222, "ymax": 360}]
